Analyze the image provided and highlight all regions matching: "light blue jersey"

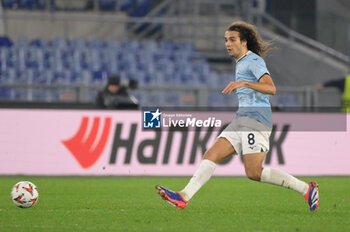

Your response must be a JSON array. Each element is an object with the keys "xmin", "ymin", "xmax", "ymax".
[{"xmin": 235, "ymin": 51, "xmax": 272, "ymax": 128}]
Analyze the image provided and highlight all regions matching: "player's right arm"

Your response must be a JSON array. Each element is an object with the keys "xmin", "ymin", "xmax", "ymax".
[{"xmin": 222, "ymin": 74, "xmax": 276, "ymax": 95}]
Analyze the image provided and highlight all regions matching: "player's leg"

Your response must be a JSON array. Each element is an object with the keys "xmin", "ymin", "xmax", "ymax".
[
  {"xmin": 243, "ymin": 151, "xmax": 310, "ymax": 190},
  {"xmin": 260, "ymin": 164, "xmax": 319, "ymax": 211},
  {"xmin": 179, "ymin": 137, "xmax": 235, "ymax": 200},
  {"xmin": 242, "ymin": 152, "xmax": 265, "ymax": 181},
  {"xmin": 241, "ymin": 127, "xmax": 309, "ymax": 189},
  {"xmin": 155, "ymin": 137, "xmax": 235, "ymax": 209},
  {"xmin": 243, "ymin": 152, "xmax": 319, "ymax": 211}
]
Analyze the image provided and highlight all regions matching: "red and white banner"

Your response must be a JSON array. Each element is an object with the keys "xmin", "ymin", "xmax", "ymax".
[{"xmin": 0, "ymin": 109, "xmax": 349, "ymax": 176}]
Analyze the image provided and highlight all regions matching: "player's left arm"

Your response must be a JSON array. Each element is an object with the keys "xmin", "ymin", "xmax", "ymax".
[
  {"xmin": 245, "ymin": 74, "xmax": 276, "ymax": 95},
  {"xmin": 222, "ymin": 74, "xmax": 276, "ymax": 95}
]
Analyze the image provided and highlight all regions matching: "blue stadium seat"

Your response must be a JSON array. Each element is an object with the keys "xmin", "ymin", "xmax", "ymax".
[
  {"xmin": 120, "ymin": 0, "xmax": 133, "ymax": 11},
  {"xmin": 122, "ymin": 40, "xmax": 139, "ymax": 52},
  {"xmin": 25, "ymin": 68, "xmax": 36, "ymax": 84},
  {"xmin": 30, "ymin": 39, "xmax": 47, "ymax": 48},
  {"xmin": 70, "ymin": 71, "xmax": 85, "ymax": 84},
  {"xmin": 50, "ymin": 38, "xmax": 69, "ymax": 49},
  {"xmin": 140, "ymin": 40, "xmax": 158, "ymax": 52},
  {"xmin": 104, "ymin": 53, "xmax": 118, "ymax": 74},
  {"xmin": 159, "ymin": 40, "xmax": 176, "ymax": 52},
  {"xmin": 99, "ymin": 0, "xmax": 116, "ymax": 11},
  {"xmin": 36, "ymin": 0, "xmax": 47, "ymax": 9},
  {"xmin": 2, "ymin": 0, "xmax": 18, "ymax": 9},
  {"xmin": 174, "ymin": 51, "xmax": 191, "ymax": 63},
  {"xmin": 177, "ymin": 42, "xmax": 195, "ymax": 52},
  {"xmin": 137, "ymin": 60, "xmax": 155, "ymax": 75},
  {"xmin": 91, "ymin": 70, "xmax": 109, "ymax": 84},
  {"xmin": 32, "ymin": 69, "xmax": 48, "ymax": 84},
  {"xmin": 0, "ymin": 37, "xmax": 13, "ymax": 47},
  {"xmin": 69, "ymin": 39, "xmax": 86, "ymax": 50},
  {"xmin": 152, "ymin": 51, "xmax": 170, "ymax": 62},
  {"xmin": 170, "ymin": 73, "xmax": 182, "ymax": 86},
  {"xmin": 105, "ymin": 40, "xmax": 122, "ymax": 50},
  {"xmin": 13, "ymin": 38, "xmax": 30, "ymax": 49},
  {"xmin": 0, "ymin": 47, "xmax": 12, "ymax": 72},
  {"xmin": 0, "ymin": 87, "xmax": 12, "ymax": 99},
  {"xmin": 51, "ymin": 71, "xmax": 68, "ymax": 84},
  {"xmin": 0, "ymin": 68, "xmax": 12, "ymax": 84},
  {"xmin": 86, "ymin": 39, "xmax": 105, "ymax": 49},
  {"xmin": 129, "ymin": 0, "xmax": 151, "ymax": 17},
  {"xmin": 19, "ymin": 0, "xmax": 37, "ymax": 9}
]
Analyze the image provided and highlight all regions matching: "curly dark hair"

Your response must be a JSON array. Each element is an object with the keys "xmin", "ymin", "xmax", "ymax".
[{"xmin": 227, "ymin": 21, "xmax": 271, "ymax": 57}]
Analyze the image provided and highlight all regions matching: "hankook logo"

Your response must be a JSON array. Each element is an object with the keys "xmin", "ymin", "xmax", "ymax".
[{"xmin": 62, "ymin": 117, "xmax": 112, "ymax": 169}]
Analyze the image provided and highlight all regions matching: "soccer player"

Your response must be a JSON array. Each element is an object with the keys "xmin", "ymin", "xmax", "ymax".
[{"xmin": 155, "ymin": 21, "xmax": 319, "ymax": 212}]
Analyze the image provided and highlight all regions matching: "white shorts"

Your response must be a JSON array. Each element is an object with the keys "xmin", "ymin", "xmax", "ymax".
[{"xmin": 218, "ymin": 116, "xmax": 271, "ymax": 155}]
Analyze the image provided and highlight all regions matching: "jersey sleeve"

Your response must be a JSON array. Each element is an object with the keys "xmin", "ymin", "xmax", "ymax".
[{"xmin": 250, "ymin": 58, "xmax": 270, "ymax": 81}]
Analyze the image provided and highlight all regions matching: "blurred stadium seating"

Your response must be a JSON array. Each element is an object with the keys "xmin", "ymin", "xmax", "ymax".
[
  {"xmin": 1, "ymin": 0, "xmax": 151, "ymax": 15},
  {"xmin": 0, "ymin": 36, "xmax": 237, "ymax": 106}
]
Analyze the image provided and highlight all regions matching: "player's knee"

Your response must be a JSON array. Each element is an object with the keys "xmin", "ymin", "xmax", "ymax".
[
  {"xmin": 203, "ymin": 150, "xmax": 218, "ymax": 163},
  {"xmin": 246, "ymin": 170, "xmax": 262, "ymax": 181}
]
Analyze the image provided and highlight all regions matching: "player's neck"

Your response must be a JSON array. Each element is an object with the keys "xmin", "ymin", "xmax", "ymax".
[{"xmin": 235, "ymin": 50, "xmax": 250, "ymax": 62}]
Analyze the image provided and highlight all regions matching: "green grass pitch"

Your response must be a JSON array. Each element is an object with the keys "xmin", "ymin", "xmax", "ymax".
[{"xmin": 0, "ymin": 176, "xmax": 349, "ymax": 232}]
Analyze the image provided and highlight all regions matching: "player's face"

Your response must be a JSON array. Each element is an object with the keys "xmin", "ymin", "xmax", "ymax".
[{"xmin": 224, "ymin": 30, "xmax": 247, "ymax": 60}]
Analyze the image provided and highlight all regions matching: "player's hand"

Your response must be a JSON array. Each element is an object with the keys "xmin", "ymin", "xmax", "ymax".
[{"xmin": 222, "ymin": 81, "xmax": 246, "ymax": 94}]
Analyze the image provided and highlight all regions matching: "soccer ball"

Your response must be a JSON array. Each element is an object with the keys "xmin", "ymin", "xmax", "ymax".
[{"xmin": 11, "ymin": 181, "xmax": 39, "ymax": 208}]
